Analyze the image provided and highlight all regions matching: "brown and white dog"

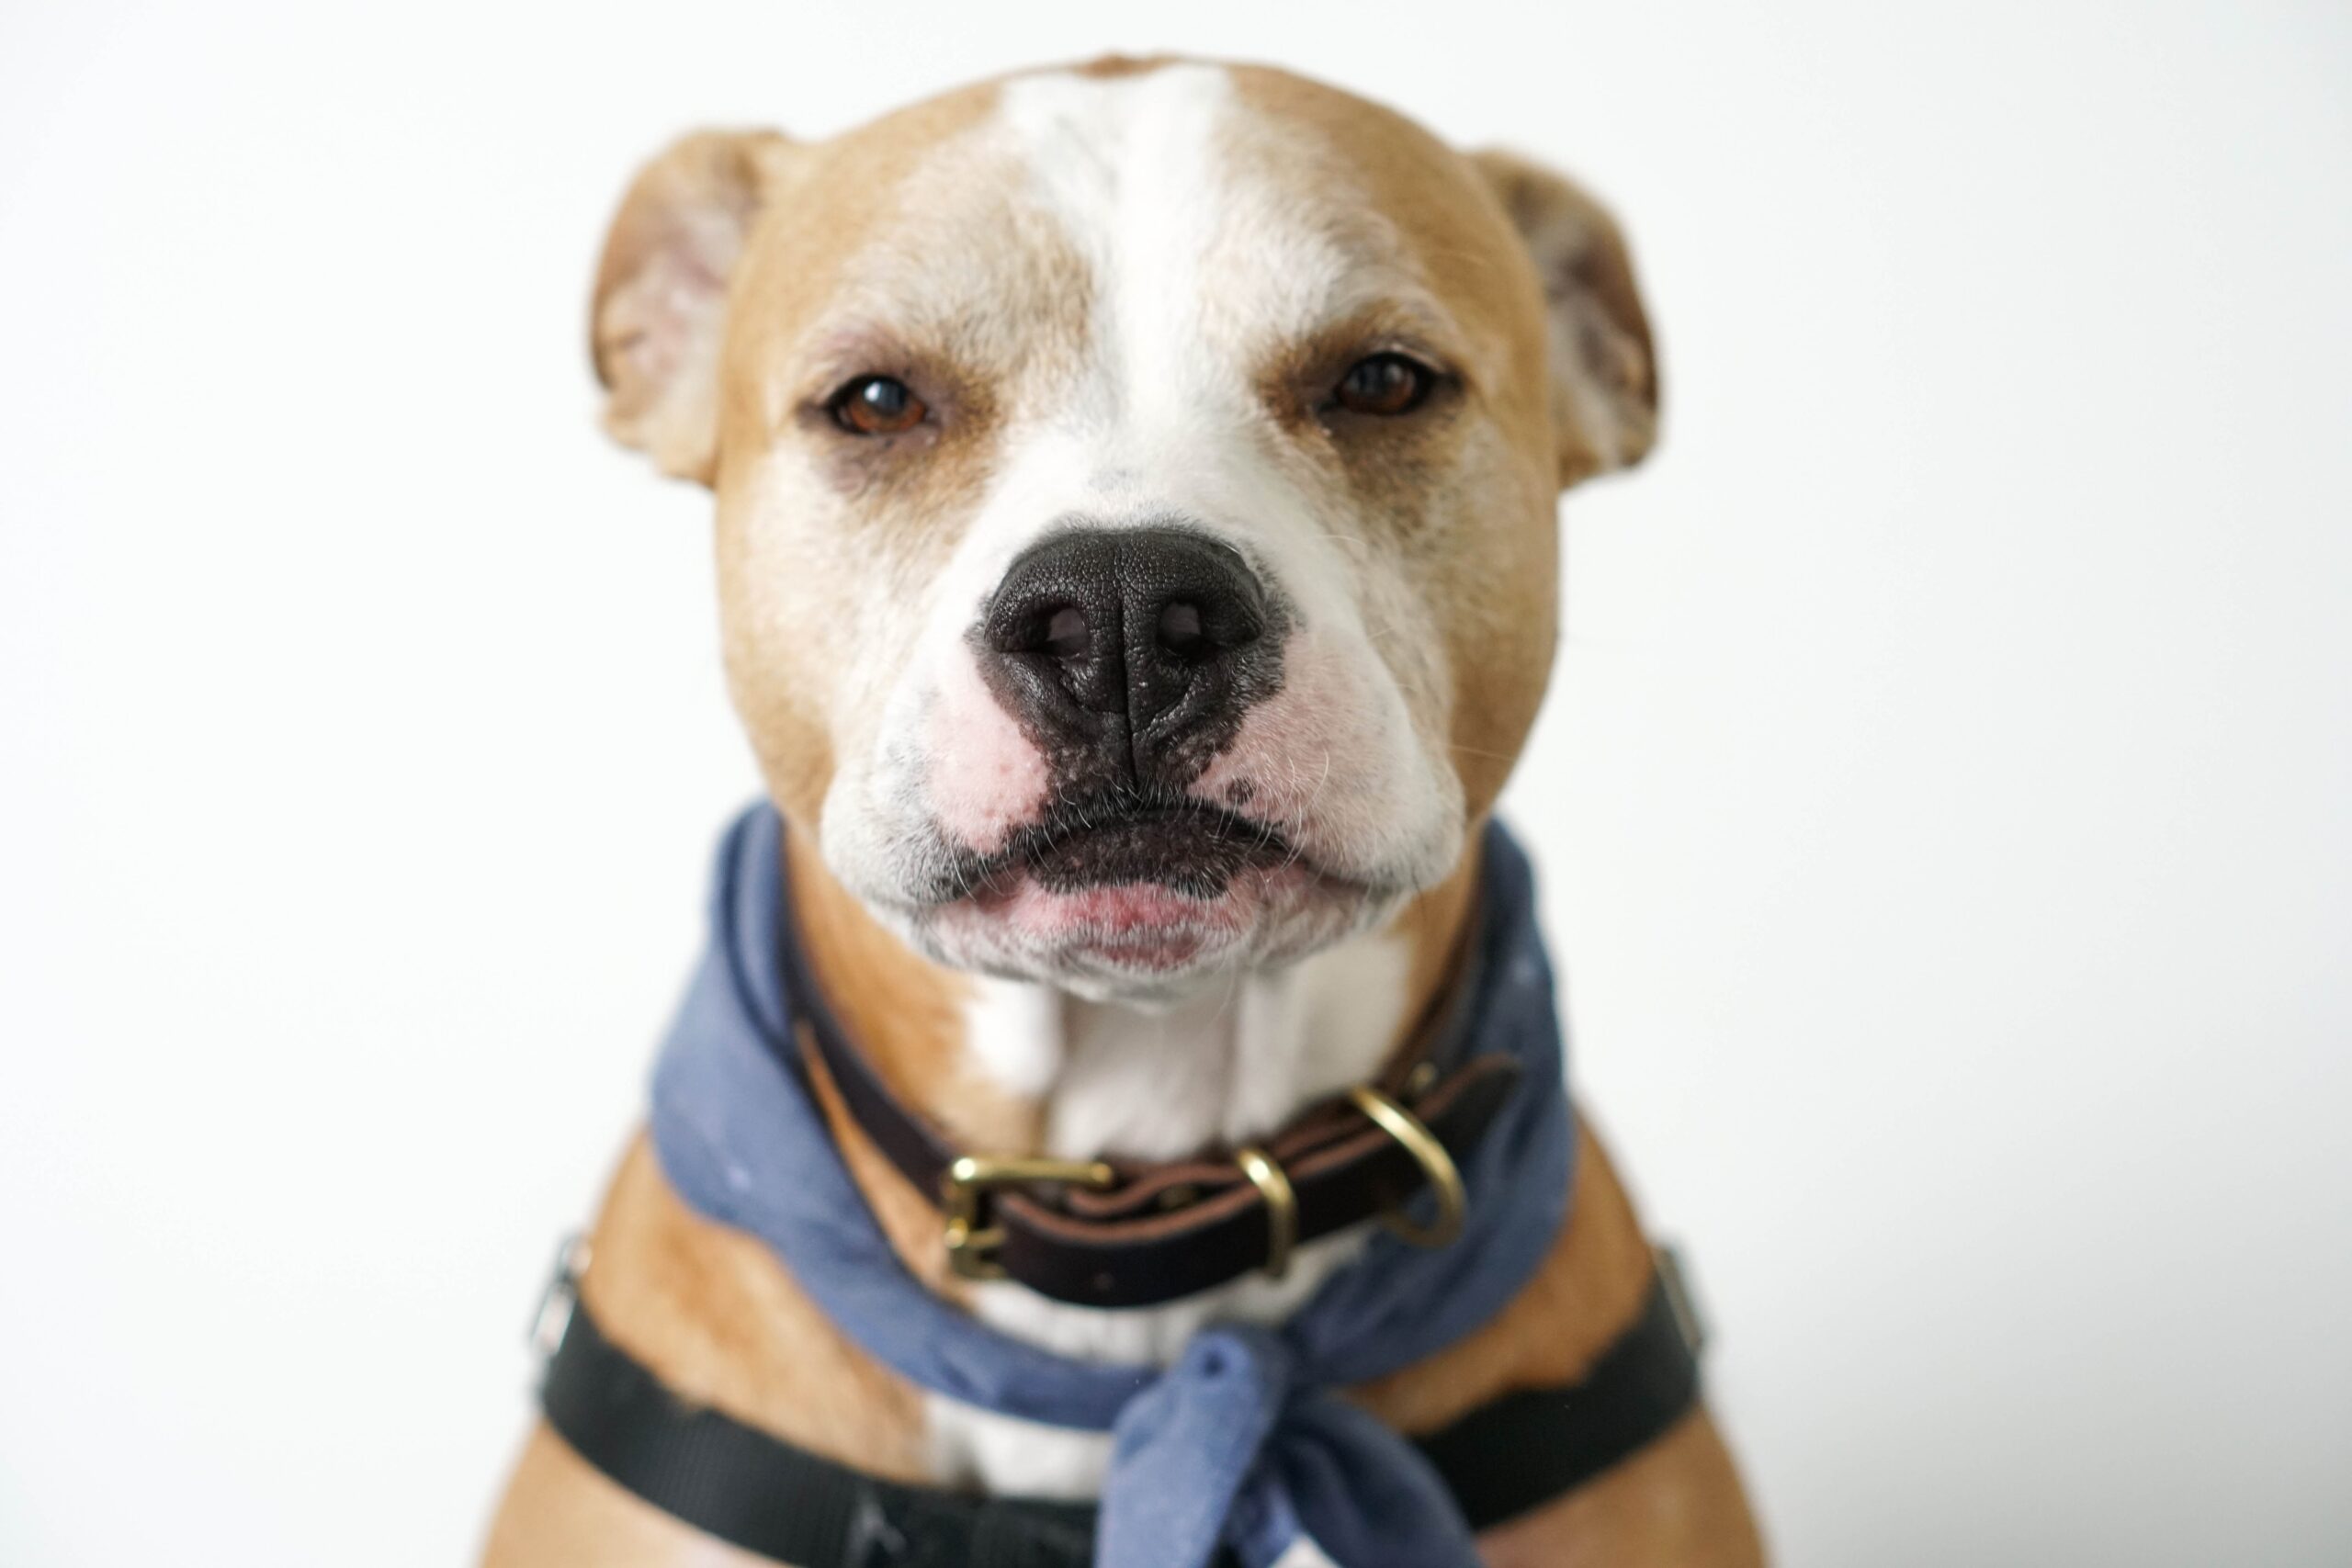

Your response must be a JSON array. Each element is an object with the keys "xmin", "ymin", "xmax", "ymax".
[{"xmin": 481, "ymin": 55, "xmax": 1764, "ymax": 1568}]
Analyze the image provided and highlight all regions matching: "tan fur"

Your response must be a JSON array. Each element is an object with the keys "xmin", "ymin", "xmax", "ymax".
[{"xmin": 489, "ymin": 53, "xmax": 1760, "ymax": 1568}]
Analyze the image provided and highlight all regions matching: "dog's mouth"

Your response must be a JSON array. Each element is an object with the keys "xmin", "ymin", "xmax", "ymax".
[
  {"xmin": 912, "ymin": 790, "xmax": 1362, "ymax": 979},
  {"xmin": 899, "ymin": 789, "xmax": 1396, "ymax": 989},
  {"xmin": 963, "ymin": 791, "xmax": 1298, "ymax": 900}
]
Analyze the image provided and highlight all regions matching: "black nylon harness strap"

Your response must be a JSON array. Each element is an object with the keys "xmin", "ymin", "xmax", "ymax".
[{"xmin": 538, "ymin": 1263, "xmax": 1702, "ymax": 1567}]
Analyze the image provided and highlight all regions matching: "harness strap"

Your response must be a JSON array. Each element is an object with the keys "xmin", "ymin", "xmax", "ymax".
[{"xmin": 538, "ymin": 1259, "xmax": 1703, "ymax": 1568}]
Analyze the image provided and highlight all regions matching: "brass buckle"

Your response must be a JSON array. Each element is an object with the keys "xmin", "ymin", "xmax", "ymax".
[
  {"xmin": 1234, "ymin": 1145, "xmax": 1298, "ymax": 1280},
  {"xmin": 941, "ymin": 1155, "xmax": 1116, "ymax": 1280},
  {"xmin": 1347, "ymin": 1085, "xmax": 1467, "ymax": 1249}
]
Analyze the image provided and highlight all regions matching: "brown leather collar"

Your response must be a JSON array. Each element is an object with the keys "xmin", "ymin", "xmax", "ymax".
[{"xmin": 773, "ymin": 872, "xmax": 1521, "ymax": 1309}]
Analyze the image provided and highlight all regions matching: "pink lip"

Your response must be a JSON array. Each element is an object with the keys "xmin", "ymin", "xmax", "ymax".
[
  {"xmin": 955, "ymin": 870, "xmax": 1290, "ymax": 971},
  {"xmin": 927, "ymin": 857, "xmax": 1358, "ymax": 979},
  {"xmin": 981, "ymin": 877, "xmax": 1241, "ymax": 942},
  {"xmin": 994, "ymin": 881, "xmax": 1241, "ymax": 934}
]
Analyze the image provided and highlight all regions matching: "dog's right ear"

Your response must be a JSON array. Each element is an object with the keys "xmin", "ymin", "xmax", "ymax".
[{"xmin": 591, "ymin": 130, "xmax": 795, "ymax": 484}]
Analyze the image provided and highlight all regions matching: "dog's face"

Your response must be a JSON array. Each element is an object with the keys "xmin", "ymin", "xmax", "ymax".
[{"xmin": 594, "ymin": 60, "xmax": 1655, "ymax": 998}]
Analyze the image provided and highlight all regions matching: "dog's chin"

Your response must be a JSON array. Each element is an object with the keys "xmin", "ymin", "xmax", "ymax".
[
  {"xmin": 899, "ymin": 822, "xmax": 1390, "ymax": 999},
  {"xmin": 919, "ymin": 869, "xmax": 1377, "ymax": 998}
]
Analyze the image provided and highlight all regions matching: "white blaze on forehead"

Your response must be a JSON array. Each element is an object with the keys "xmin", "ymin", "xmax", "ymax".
[
  {"xmin": 1000, "ymin": 64, "xmax": 1343, "ymax": 445},
  {"xmin": 980, "ymin": 65, "xmax": 1378, "ymax": 646},
  {"xmin": 1002, "ymin": 65, "xmax": 1223, "ymax": 418}
]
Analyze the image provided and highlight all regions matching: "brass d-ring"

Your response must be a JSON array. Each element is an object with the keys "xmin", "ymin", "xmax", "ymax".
[
  {"xmin": 1346, "ymin": 1085, "xmax": 1467, "ymax": 1249},
  {"xmin": 1234, "ymin": 1145, "xmax": 1297, "ymax": 1280}
]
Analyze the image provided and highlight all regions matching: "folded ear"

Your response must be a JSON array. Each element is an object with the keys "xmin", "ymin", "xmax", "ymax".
[
  {"xmin": 1469, "ymin": 150, "xmax": 1660, "ymax": 489},
  {"xmin": 590, "ymin": 130, "xmax": 794, "ymax": 484}
]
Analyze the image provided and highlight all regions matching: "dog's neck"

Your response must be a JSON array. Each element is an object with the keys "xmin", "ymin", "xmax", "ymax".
[
  {"xmin": 781, "ymin": 818, "xmax": 1481, "ymax": 1172},
  {"xmin": 779, "ymin": 818, "xmax": 1483, "ymax": 1494}
]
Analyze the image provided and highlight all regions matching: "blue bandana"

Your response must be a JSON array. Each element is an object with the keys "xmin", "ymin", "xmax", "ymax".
[{"xmin": 649, "ymin": 806, "xmax": 1575, "ymax": 1568}]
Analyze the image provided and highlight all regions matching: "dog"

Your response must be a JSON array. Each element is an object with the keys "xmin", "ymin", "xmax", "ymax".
[{"xmin": 481, "ymin": 55, "xmax": 1764, "ymax": 1568}]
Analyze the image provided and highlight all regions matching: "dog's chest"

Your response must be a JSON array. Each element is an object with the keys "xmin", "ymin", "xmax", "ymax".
[{"xmin": 925, "ymin": 933, "xmax": 1408, "ymax": 1499}]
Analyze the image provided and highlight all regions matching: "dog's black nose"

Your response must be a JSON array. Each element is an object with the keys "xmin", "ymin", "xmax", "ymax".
[{"xmin": 980, "ymin": 527, "xmax": 1280, "ymax": 789}]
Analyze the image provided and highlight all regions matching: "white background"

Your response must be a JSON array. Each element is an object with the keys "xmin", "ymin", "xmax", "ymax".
[{"xmin": 4, "ymin": 2, "xmax": 2347, "ymax": 1563}]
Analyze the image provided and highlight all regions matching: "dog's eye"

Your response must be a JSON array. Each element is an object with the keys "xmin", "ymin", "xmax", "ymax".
[
  {"xmin": 1332, "ymin": 353, "xmax": 1437, "ymax": 417},
  {"xmin": 830, "ymin": 375, "xmax": 927, "ymax": 435}
]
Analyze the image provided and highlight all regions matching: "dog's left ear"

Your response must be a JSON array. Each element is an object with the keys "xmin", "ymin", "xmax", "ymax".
[
  {"xmin": 590, "ymin": 129, "xmax": 797, "ymax": 484},
  {"xmin": 1469, "ymin": 150, "xmax": 1660, "ymax": 489}
]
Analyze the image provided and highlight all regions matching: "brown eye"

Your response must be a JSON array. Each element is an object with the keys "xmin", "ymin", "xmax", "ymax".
[
  {"xmin": 830, "ymin": 375, "xmax": 927, "ymax": 435},
  {"xmin": 1332, "ymin": 353, "xmax": 1436, "ymax": 417}
]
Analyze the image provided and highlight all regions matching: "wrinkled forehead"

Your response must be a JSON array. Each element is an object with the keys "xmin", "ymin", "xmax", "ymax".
[{"xmin": 733, "ymin": 62, "xmax": 1531, "ymax": 408}]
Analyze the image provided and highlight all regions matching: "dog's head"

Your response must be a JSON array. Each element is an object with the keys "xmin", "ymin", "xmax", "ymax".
[{"xmin": 593, "ymin": 60, "xmax": 1655, "ymax": 998}]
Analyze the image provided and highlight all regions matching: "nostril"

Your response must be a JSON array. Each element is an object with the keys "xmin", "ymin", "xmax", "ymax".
[
  {"xmin": 982, "ymin": 528, "xmax": 1273, "ymax": 751},
  {"xmin": 1043, "ymin": 605, "xmax": 1091, "ymax": 660},
  {"xmin": 1157, "ymin": 601, "xmax": 1206, "ymax": 660}
]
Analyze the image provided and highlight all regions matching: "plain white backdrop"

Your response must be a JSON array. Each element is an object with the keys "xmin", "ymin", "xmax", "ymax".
[{"xmin": 3, "ymin": 2, "xmax": 2347, "ymax": 1562}]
